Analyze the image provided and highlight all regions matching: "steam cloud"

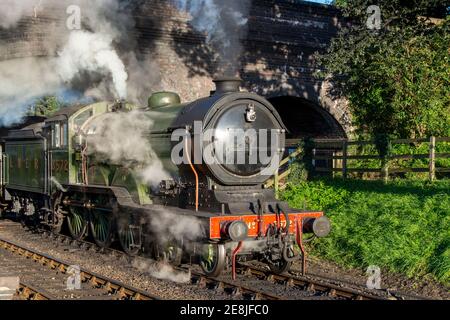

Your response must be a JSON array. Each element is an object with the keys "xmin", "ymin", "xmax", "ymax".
[
  {"xmin": 85, "ymin": 110, "xmax": 170, "ymax": 187},
  {"xmin": 132, "ymin": 259, "xmax": 191, "ymax": 284},
  {"xmin": 0, "ymin": 0, "xmax": 42, "ymax": 29},
  {"xmin": 58, "ymin": 31, "xmax": 128, "ymax": 99},
  {"xmin": 175, "ymin": 0, "xmax": 252, "ymax": 74},
  {"xmin": 0, "ymin": 57, "xmax": 60, "ymax": 125},
  {"xmin": 148, "ymin": 207, "xmax": 205, "ymax": 244},
  {"xmin": 0, "ymin": 0, "xmax": 252, "ymax": 125},
  {"xmin": 0, "ymin": 0, "xmax": 158, "ymax": 126},
  {"xmin": 135, "ymin": 207, "xmax": 204, "ymax": 283}
]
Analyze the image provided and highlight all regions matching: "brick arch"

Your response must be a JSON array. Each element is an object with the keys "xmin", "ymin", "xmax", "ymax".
[
  {"xmin": 0, "ymin": 0, "xmax": 355, "ymax": 136},
  {"xmin": 268, "ymin": 96, "xmax": 346, "ymax": 140}
]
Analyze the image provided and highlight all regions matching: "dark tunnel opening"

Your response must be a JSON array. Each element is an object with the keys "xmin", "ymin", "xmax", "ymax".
[{"xmin": 268, "ymin": 96, "xmax": 347, "ymax": 142}]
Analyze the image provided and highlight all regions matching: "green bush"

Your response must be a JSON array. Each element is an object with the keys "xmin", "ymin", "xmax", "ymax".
[
  {"xmin": 316, "ymin": 2, "xmax": 450, "ymax": 139},
  {"xmin": 281, "ymin": 178, "xmax": 450, "ymax": 285}
]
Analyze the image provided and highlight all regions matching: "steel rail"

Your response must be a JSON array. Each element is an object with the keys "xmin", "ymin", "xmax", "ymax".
[
  {"xmin": 180, "ymin": 267, "xmax": 282, "ymax": 300},
  {"xmin": 0, "ymin": 237, "xmax": 160, "ymax": 300},
  {"xmin": 237, "ymin": 264, "xmax": 431, "ymax": 300},
  {"xmin": 2, "ymin": 229, "xmax": 283, "ymax": 300},
  {"xmin": 17, "ymin": 281, "xmax": 55, "ymax": 300},
  {"xmin": 41, "ymin": 231, "xmax": 282, "ymax": 300},
  {"xmin": 237, "ymin": 264, "xmax": 385, "ymax": 300},
  {"xmin": 42, "ymin": 230, "xmax": 377, "ymax": 300}
]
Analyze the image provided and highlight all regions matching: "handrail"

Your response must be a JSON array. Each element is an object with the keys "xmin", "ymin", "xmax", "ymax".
[
  {"xmin": 185, "ymin": 134, "xmax": 198, "ymax": 212},
  {"xmin": 265, "ymin": 145, "xmax": 303, "ymax": 191}
]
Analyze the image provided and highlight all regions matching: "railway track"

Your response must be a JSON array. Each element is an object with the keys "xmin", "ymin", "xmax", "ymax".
[
  {"xmin": 36, "ymin": 228, "xmax": 386, "ymax": 300},
  {"xmin": 0, "ymin": 223, "xmax": 283, "ymax": 300},
  {"xmin": 17, "ymin": 282, "xmax": 55, "ymax": 300},
  {"xmin": 38, "ymin": 231, "xmax": 283, "ymax": 300},
  {"xmin": 237, "ymin": 264, "xmax": 389, "ymax": 300},
  {"xmin": 0, "ymin": 220, "xmax": 427, "ymax": 300},
  {"xmin": 0, "ymin": 237, "xmax": 160, "ymax": 300},
  {"xmin": 37, "ymin": 230, "xmax": 379, "ymax": 300}
]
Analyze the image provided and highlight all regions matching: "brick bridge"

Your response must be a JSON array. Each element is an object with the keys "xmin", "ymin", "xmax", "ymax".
[{"xmin": 0, "ymin": 0, "xmax": 351, "ymax": 139}]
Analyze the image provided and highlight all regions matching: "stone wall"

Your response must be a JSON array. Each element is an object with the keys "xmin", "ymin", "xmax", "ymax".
[{"xmin": 0, "ymin": 0, "xmax": 352, "ymax": 136}]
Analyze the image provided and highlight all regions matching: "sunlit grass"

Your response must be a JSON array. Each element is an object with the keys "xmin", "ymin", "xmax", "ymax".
[{"xmin": 281, "ymin": 178, "xmax": 450, "ymax": 286}]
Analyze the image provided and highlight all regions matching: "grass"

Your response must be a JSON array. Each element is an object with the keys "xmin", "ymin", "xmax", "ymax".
[{"xmin": 281, "ymin": 178, "xmax": 450, "ymax": 286}]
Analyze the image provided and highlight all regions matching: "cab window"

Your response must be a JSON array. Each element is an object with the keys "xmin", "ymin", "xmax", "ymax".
[
  {"xmin": 73, "ymin": 108, "xmax": 93, "ymax": 132},
  {"xmin": 51, "ymin": 122, "xmax": 68, "ymax": 149},
  {"xmin": 61, "ymin": 123, "xmax": 68, "ymax": 147},
  {"xmin": 52, "ymin": 123, "xmax": 60, "ymax": 148}
]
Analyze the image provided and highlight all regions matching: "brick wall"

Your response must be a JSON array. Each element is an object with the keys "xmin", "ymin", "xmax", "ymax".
[{"xmin": 0, "ymin": 0, "xmax": 352, "ymax": 136}]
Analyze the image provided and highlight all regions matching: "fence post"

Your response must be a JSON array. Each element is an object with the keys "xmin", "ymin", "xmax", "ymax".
[
  {"xmin": 311, "ymin": 147, "xmax": 316, "ymax": 178},
  {"xmin": 274, "ymin": 169, "xmax": 279, "ymax": 198},
  {"xmin": 429, "ymin": 136, "xmax": 436, "ymax": 181},
  {"xmin": 332, "ymin": 151, "xmax": 336, "ymax": 178},
  {"xmin": 382, "ymin": 162, "xmax": 389, "ymax": 183},
  {"xmin": 342, "ymin": 140, "xmax": 348, "ymax": 178}
]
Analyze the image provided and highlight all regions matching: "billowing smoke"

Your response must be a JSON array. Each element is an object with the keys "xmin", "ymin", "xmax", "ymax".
[
  {"xmin": 0, "ymin": 57, "xmax": 61, "ymax": 125},
  {"xmin": 132, "ymin": 259, "xmax": 191, "ymax": 284},
  {"xmin": 0, "ymin": 0, "xmax": 43, "ymax": 29},
  {"xmin": 84, "ymin": 110, "xmax": 170, "ymax": 187},
  {"xmin": 138, "ymin": 207, "xmax": 204, "ymax": 283},
  {"xmin": 174, "ymin": 0, "xmax": 252, "ymax": 74},
  {"xmin": 58, "ymin": 31, "xmax": 128, "ymax": 99},
  {"xmin": 148, "ymin": 207, "xmax": 205, "ymax": 244},
  {"xmin": 0, "ymin": 0, "xmax": 158, "ymax": 126}
]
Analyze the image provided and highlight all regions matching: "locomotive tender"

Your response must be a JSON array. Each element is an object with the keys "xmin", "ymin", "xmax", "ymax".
[{"xmin": 0, "ymin": 78, "xmax": 330, "ymax": 278}]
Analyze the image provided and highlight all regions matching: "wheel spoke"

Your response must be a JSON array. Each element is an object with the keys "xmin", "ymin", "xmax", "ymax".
[
  {"xmin": 200, "ymin": 244, "xmax": 225, "ymax": 277},
  {"xmin": 118, "ymin": 221, "xmax": 140, "ymax": 255},
  {"xmin": 90, "ymin": 210, "xmax": 112, "ymax": 247},
  {"xmin": 67, "ymin": 208, "xmax": 87, "ymax": 240}
]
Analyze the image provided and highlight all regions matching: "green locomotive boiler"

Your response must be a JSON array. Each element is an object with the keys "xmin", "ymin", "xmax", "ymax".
[{"xmin": 0, "ymin": 79, "xmax": 330, "ymax": 277}]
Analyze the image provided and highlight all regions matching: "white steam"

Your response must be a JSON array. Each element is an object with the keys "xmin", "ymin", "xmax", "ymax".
[
  {"xmin": 0, "ymin": 57, "xmax": 61, "ymax": 125},
  {"xmin": 148, "ymin": 207, "xmax": 205, "ymax": 244},
  {"xmin": 0, "ymin": 0, "xmax": 155, "ymax": 126},
  {"xmin": 85, "ymin": 110, "xmax": 169, "ymax": 186},
  {"xmin": 128, "ymin": 207, "xmax": 204, "ymax": 284},
  {"xmin": 132, "ymin": 259, "xmax": 191, "ymax": 284},
  {"xmin": 0, "ymin": 0, "xmax": 43, "ymax": 29},
  {"xmin": 175, "ymin": 0, "xmax": 251, "ymax": 73},
  {"xmin": 58, "ymin": 31, "xmax": 128, "ymax": 99}
]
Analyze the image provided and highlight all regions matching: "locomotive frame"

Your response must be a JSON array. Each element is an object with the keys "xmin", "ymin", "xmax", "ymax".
[{"xmin": 0, "ymin": 79, "xmax": 331, "ymax": 278}]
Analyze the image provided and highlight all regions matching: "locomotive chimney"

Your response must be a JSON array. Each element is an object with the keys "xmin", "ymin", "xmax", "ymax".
[
  {"xmin": 212, "ymin": 77, "xmax": 242, "ymax": 95},
  {"xmin": 112, "ymin": 99, "xmax": 127, "ymax": 112}
]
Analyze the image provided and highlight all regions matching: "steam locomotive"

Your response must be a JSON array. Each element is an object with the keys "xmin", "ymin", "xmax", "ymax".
[{"xmin": 0, "ymin": 78, "xmax": 330, "ymax": 278}]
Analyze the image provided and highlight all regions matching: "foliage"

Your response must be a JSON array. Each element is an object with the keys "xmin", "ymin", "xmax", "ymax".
[
  {"xmin": 282, "ymin": 178, "xmax": 450, "ymax": 285},
  {"xmin": 316, "ymin": 0, "xmax": 450, "ymax": 139},
  {"xmin": 288, "ymin": 139, "xmax": 315, "ymax": 184},
  {"xmin": 28, "ymin": 96, "xmax": 62, "ymax": 117}
]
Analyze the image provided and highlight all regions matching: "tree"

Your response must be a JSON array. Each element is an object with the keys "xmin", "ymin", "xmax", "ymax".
[
  {"xmin": 28, "ymin": 96, "xmax": 62, "ymax": 117},
  {"xmin": 316, "ymin": 0, "xmax": 450, "ymax": 139}
]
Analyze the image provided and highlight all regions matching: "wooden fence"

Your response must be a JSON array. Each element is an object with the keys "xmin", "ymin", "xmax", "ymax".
[
  {"xmin": 312, "ymin": 136, "xmax": 450, "ymax": 182},
  {"xmin": 267, "ymin": 136, "xmax": 450, "ymax": 192}
]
